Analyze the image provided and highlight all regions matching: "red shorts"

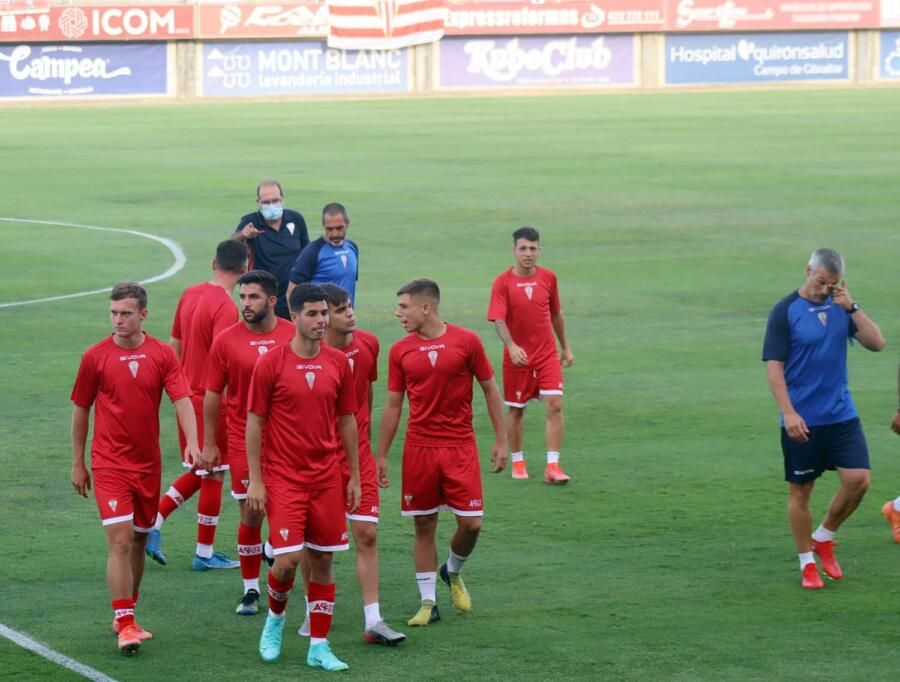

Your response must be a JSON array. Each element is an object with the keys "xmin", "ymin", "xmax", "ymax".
[
  {"xmin": 401, "ymin": 442, "xmax": 483, "ymax": 517},
  {"xmin": 228, "ymin": 439, "xmax": 250, "ymax": 500},
  {"xmin": 178, "ymin": 394, "xmax": 229, "ymax": 474},
  {"xmin": 502, "ymin": 356, "xmax": 564, "ymax": 408},
  {"xmin": 265, "ymin": 481, "xmax": 349, "ymax": 555},
  {"xmin": 93, "ymin": 468, "xmax": 160, "ymax": 532},
  {"xmin": 341, "ymin": 439, "xmax": 379, "ymax": 523}
]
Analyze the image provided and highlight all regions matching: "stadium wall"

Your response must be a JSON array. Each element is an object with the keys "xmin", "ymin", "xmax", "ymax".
[{"xmin": 1, "ymin": 1, "xmax": 899, "ymax": 101}]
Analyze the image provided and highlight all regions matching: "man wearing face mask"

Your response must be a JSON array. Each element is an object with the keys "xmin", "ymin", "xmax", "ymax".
[{"xmin": 233, "ymin": 179, "xmax": 310, "ymax": 320}]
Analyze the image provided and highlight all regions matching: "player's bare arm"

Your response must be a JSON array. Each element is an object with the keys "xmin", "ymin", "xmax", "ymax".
[
  {"xmin": 375, "ymin": 390, "xmax": 404, "ymax": 488},
  {"xmin": 338, "ymin": 413, "xmax": 362, "ymax": 512},
  {"xmin": 174, "ymin": 396, "xmax": 201, "ymax": 466},
  {"xmin": 492, "ymin": 319, "xmax": 528, "ymax": 367},
  {"xmin": 765, "ymin": 360, "xmax": 809, "ymax": 443},
  {"xmin": 170, "ymin": 337, "xmax": 182, "ymax": 361},
  {"xmin": 201, "ymin": 390, "xmax": 224, "ymax": 470},
  {"xmin": 479, "ymin": 377, "xmax": 509, "ymax": 472},
  {"xmin": 233, "ymin": 224, "xmax": 260, "ymax": 241},
  {"xmin": 70, "ymin": 405, "xmax": 91, "ymax": 497},
  {"xmin": 550, "ymin": 310, "xmax": 574, "ymax": 367},
  {"xmin": 245, "ymin": 412, "xmax": 267, "ymax": 513}
]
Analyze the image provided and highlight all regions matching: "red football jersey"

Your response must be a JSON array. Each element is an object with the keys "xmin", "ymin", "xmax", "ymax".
[
  {"xmin": 205, "ymin": 318, "xmax": 295, "ymax": 450},
  {"xmin": 487, "ymin": 266, "xmax": 561, "ymax": 365},
  {"xmin": 247, "ymin": 343, "xmax": 357, "ymax": 490},
  {"xmin": 387, "ymin": 324, "xmax": 494, "ymax": 446},
  {"xmin": 71, "ymin": 334, "xmax": 191, "ymax": 474},
  {"xmin": 170, "ymin": 282, "xmax": 238, "ymax": 396},
  {"xmin": 326, "ymin": 329, "xmax": 379, "ymax": 443}
]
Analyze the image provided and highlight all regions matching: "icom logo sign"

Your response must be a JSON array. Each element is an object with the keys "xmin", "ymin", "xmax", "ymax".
[{"xmin": 57, "ymin": 6, "xmax": 190, "ymax": 40}]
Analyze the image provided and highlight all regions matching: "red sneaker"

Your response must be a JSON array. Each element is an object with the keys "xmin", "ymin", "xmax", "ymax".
[
  {"xmin": 117, "ymin": 624, "xmax": 143, "ymax": 654},
  {"xmin": 112, "ymin": 620, "xmax": 153, "ymax": 640},
  {"xmin": 811, "ymin": 539, "xmax": 842, "ymax": 579},
  {"xmin": 801, "ymin": 562, "xmax": 824, "ymax": 590},
  {"xmin": 544, "ymin": 463, "xmax": 570, "ymax": 484},
  {"xmin": 511, "ymin": 460, "xmax": 528, "ymax": 480},
  {"xmin": 881, "ymin": 501, "xmax": 900, "ymax": 543}
]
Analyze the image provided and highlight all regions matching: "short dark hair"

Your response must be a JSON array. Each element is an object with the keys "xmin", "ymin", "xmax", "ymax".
[
  {"xmin": 110, "ymin": 281, "xmax": 147, "ymax": 310},
  {"xmin": 238, "ymin": 270, "xmax": 278, "ymax": 299},
  {"xmin": 256, "ymin": 179, "xmax": 284, "ymax": 200},
  {"xmin": 397, "ymin": 278, "xmax": 440, "ymax": 304},
  {"xmin": 289, "ymin": 283, "xmax": 327, "ymax": 313},
  {"xmin": 322, "ymin": 202, "xmax": 348, "ymax": 223},
  {"xmin": 216, "ymin": 240, "xmax": 249, "ymax": 273},
  {"xmin": 320, "ymin": 283, "xmax": 350, "ymax": 307},
  {"xmin": 513, "ymin": 226, "xmax": 540, "ymax": 243}
]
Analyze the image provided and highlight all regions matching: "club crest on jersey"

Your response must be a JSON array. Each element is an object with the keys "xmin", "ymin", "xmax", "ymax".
[
  {"xmin": 524, "ymin": 285, "xmax": 534, "ymax": 300},
  {"xmin": 427, "ymin": 350, "xmax": 438, "ymax": 367},
  {"xmin": 279, "ymin": 528, "xmax": 289, "ymax": 541},
  {"xmin": 128, "ymin": 360, "xmax": 139, "ymax": 378},
  {"xmin": 258, "ymin": 346, "xmax": 268, "ymax": 356},
  {"xmin": 348, "ymin": 357, "xmax": 355, "ymax": 372},
  {"xmin": 286, "ymin": 222, "xmax": 295, "ymax": 236},
  {"xmin": 108, "ymin": 499, "xmax": 118, "ymax": 512},
  {"xmin": 340, "ymin": 254, "xmax": 348, "ymax": 268},
  {"xmin": 305, "ymin": 372, "xmax": 316, "ymax": 389},
  {"xmin": 817, "ymin": 312, "xmax": 827, "ymax": 326},
  {"xmin": 404, "ymin": 494, "xmax": 412, "ymax": 505}
]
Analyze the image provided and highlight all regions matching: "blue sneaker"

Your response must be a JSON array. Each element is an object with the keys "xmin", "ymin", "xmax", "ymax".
[
  {"xmin": 307, "ymin": 640, "xmax": 349, "ymax": 672},
  {"xmin": 259, "ymin": 614, "xmax": 286, "ymax": 662},
  {"xmin": 145, "ymin": 529, "xmax": 166, "ymax": 566},
  {"xmin": 192, "ymin": 551, "xmax": 240, "ymax": 571}
]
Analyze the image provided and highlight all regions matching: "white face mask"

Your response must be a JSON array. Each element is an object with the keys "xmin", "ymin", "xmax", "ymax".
[{"xmin": 260, "ymin": 203, "xmax": 283, "ymax": 221}]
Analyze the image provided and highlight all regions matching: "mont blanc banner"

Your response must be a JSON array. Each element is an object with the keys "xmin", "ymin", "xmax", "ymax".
[
  {"xmin": 665, "ymin": 31, "xmax": 849, "ymax": 83},
  {"xmin": 203, "ymin": 41, "xmax": 409, "ymax": 95},
  {"xmin": 439, "ymin": 35, "xmax": 635, "ymax": 87},
  {"xmin": 325, "ymin": 0, "xmax": 446, "ymax": 49}
]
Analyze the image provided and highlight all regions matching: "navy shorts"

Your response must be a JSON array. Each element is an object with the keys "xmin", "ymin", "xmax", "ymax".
[{"xmin": 782, "ymin": 417, "xmax": 869, "ymax": 483}]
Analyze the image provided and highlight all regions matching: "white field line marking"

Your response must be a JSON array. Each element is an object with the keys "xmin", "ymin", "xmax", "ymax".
[
  {"xmin": 0, "ymin": 217, "xmax": 186, "ymax": 308},
  {"xmin": 0, "ymin": 623, "xmax": 119, "ymax": 682}
]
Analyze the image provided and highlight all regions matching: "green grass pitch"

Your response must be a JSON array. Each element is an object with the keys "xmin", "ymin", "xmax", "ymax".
[{"xmin": 0, "ymin": 88, "xmax": 898, "ymax": 680}]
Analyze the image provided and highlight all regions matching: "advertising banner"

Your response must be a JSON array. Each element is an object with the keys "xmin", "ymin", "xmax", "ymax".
[
  {"xmin": 0, "ymin": 42, "xmax": 167, "ymax": 97},
  {"xmin": 202, "ymin": 41, "xmax": 408, "ymax": 96},
  {"xmin": 880, "ymin": 30, "xmax": 900, "ymax": 77},
  {"xmin": 883, "ymin": 0, "xmax": 900, "ymax": 25},
  {"xmin": 666, "ymin": 31, "xmax": 849, "ymax": 83},
  {"xmin": 440, "ymin": 34, "xmax": 634, "ymax": 87},
  {"xmin": 0, "ymin": 5, "xmax": 193, "ymax": 43},
  {"xmin": 197, "ymin": 2, "xmax": 328, "ymax": 39},
  {"xmin": 665, "ymin": 0, "xmax": 878, "ymax": 32},
  {"xmin": 446, "ymin": 0, "xmax": 664, "ymax": 35}
]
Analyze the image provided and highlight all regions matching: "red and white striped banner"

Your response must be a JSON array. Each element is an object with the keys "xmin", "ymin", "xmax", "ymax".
[{"xmin": 326, "ymin": 0, "xmax": 446, "ymax": 49}]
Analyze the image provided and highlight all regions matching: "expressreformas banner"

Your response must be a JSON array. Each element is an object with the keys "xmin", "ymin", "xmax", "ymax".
[
  {"xmin": 439, "ymin": 34, "xmax": 635, "ymax": 87},
  {"xmin": 665, "ymin": 31, "xmax": 849, "ymax": 83},
  {"xmin": 202, "ymin": 41, "xmax": 409, "ymax": 95},
  {"xmin": 0, "ymin": 5, "xmax": 194, "ymax": 42},
  {"xmin": 0, "ymin": 42, "xmax": 168, "ymax": 97}
]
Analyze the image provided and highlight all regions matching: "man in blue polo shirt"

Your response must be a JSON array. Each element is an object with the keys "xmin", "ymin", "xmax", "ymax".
[
  {"xmin": 286, "ymin": 202, "xmax": 359, "ymax": 305},
  {"xmin": 232, "ymin": 179, "xmax": 310, "ymax": 319},
  {"xmin": 762, "ymin": 248, "xmax": 884, "ymax": 590}
]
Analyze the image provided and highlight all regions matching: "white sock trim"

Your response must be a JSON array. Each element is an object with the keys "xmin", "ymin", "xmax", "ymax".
[
  {"xmin": 415, "ymin": 572, "xmax": 437, "ymax": 603},
  {"xmin": 546, "ymin": 451, "xmax": 560, "ymax": 464},
  {"xmin": 798, "ymin": 552, "xmax": 815, "ymax": 569},
  {"xmin": 812, "ymin": 524, "xmax": 835, "ymax": 543}
]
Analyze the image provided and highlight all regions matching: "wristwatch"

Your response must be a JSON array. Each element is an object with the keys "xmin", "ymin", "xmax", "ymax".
[{"xmin": 848, "ymin": 302, "xmax": 860, "ymax": 314}]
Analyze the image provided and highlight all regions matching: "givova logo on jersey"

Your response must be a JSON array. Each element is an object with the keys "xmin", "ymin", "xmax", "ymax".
[
  {"xmin": 419, "ymin": 343, "xmax": 444, "ymax": 367},
  {"xmin": 120, "ymin": 353, "xmax": 146, "ymax": 378}
]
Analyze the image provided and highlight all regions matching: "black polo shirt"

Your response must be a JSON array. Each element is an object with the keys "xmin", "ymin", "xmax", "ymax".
[{"xmin": 233, "ymin": 208, "xmax": 309, "ymax": 317}]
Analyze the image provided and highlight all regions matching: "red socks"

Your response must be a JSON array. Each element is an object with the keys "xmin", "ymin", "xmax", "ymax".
[
  {"xmin": 158, "ymin": 471, "xmax": 202, "ymax": 520},
  {"xmin": 112, "ymin": 598, "xmax": 135, "ymax": 629},
  {"xmin": 307, "ymin": 582, "xmax": 335, "ymax": 639},
  {"xmin": 196, "ymin": 477, "xmax": 224, "ymax": 546},
  {"xmin": 238, "ymin": 523, "xmax": 262, "ymax": 582},
  {"xmin": 267, "ymin": 574, "xmax": 294, "ymax": 616}
]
